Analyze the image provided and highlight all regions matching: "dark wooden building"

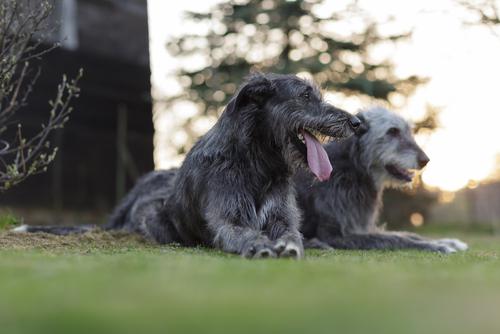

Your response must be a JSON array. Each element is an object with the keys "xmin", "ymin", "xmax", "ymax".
[{"xmin": 1, "ymin": 0, "xmax": 153, "ymax": 223}]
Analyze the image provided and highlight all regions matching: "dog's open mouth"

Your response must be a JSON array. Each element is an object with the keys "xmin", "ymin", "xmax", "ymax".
[
  {"xmin": 292, "ymin": 128, "xmax": 332, "ymax": 182},
  {"xmin": 385, "ymin": 164, "xmax": 415, "ymax": 182}
]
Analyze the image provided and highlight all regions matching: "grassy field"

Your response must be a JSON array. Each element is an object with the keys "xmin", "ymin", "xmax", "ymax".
[{"xmin": 0, "ymin": 226, "xmax": 499, "ymax": 334}]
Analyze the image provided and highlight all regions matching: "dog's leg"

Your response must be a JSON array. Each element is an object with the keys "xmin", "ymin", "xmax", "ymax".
[
  {"xmin": 320, "ymin": 232, "xmax": 459, "ymax": 254},
  {"xmin": 262, "ymin": 192, "xmax": 304, "ymax": 259},
  {"xmin": 201, "ymin": 180, "xmax": 279, "ymax": 259},
  {"xmin": 433, "ymin": 238, "xmax": 468, "ymax": 251},
  {"xmin": 303, "ymin": 238, "xmax": 333, "ymax": 250},
  {"xmin": 384, "ymin": 231, "xmax": 468, "ymax": 251},
  {"xmin": 127, "ymin": 197, "xmax": 178, "ymax": 244},
  {"xmin": 268, "ymin": 222, "xmax": 304, "ymax": 259},
  {"xmin": 383, "ymin": 231, "xmax": 427, "ymax": 241},
  {"xmin": 212, "ymin": 224, "xmax": 277, "ymax": 259}
]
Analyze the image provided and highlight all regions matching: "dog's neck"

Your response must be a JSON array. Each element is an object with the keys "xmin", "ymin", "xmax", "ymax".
[
  {"xmin": 320, "ymin": 139, "xmax": 382, "ymax": 228},
  {"xmin": 328, "ymin": 137, "xmax": 383, "ymax": 195},
  {"xmin": 351, "ymin": 138, "xmax": 387, "ymax": 193},
  {"xmin": 252, "ymin": 117, "xmax": 295, "ymax": 178}
]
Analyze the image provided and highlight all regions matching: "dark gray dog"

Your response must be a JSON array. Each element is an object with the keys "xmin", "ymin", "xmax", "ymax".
[
  {"xmin": 14, "ymin": 73, "xmax": 361, "ymax": 259},
  {"xmin": 295, "ymin": 107, "xmax": 468, "ymax": 254}
]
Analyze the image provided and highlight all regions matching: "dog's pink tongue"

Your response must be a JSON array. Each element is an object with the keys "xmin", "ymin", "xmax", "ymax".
[{"xmin": 302, "ymin": 130, "xmax": 332, "ymax": 181}]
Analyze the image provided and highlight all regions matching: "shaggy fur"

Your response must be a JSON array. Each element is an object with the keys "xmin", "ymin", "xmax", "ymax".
[
  {"xmin": 15, "ymin": 73, "xmax": 360, "ymax": 259},
  {"xmin": 295, "ymin": 107, "xmax": 468, "ymax": 254}
]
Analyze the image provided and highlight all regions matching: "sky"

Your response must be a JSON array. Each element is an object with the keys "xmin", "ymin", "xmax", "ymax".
[{"xmin": 147, "ymin": 0, "xmax": 500, "ymax": 192}]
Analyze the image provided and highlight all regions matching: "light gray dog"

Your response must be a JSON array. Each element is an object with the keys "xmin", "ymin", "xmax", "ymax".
[
  {"xmin": 14, "ymin": 73, "xmax": 361, "ymax": 259},
  {"xmin": 295, "ymin": 107, "xmax": 468, "ymax": 253}
]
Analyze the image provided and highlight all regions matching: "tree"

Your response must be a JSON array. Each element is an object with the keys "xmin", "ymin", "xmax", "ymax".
[
  {"xmin": 458, "ymin": 0, "xmax": 500, "ymax": 32},
  {"xmin": 0, "ymin": 0, "xmax": 81, "ymax": 191},
  {"xmin": 166, "ymin": 0, "xmax": 429, "ymax": 154}
]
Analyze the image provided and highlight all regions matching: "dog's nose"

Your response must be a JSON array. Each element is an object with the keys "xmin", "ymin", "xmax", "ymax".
[
  {"xmin": 349, "ymin": 116, "xmax": 361, "ymax": 129},
  {"xmin": 418, "ymin": 154, "xmax": 430, "ymax": 168}
]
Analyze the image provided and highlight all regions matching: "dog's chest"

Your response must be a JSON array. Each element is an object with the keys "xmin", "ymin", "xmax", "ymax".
[{"xmin": 246, "ymin": 173, "xmax": 291, "ymax": 227}]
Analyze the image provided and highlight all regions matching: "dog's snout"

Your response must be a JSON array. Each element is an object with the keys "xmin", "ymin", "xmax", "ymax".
[
  {"xmin": 349, "ymin": 116, "xmax": 361, "ymax": 129},
  {"xmin": 418, "ymin": 153, "xmax": 430, "ymax": 168}
]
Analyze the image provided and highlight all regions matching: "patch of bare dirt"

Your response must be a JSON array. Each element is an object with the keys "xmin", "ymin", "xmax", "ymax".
[{"xmin": 0, "ymin": 229, "xmax": 155, "ymax": 253}]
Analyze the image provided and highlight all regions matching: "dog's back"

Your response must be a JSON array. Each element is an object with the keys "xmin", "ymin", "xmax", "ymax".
[{"xmin": 106, "ymin": 169, "xmax": 177, "ymax": 230}]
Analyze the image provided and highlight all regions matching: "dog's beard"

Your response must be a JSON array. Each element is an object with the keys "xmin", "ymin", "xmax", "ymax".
[
  {"xmin": 382, "ymin": 161, "xmax": 419, "ymax": 189},
  {"xmin": 385, "ymin": 164, "xmax": 415, "ymax": 182},
  {"xmin": 384, "ymin": 177, "xmax": 414, "ymax": 189},
  {"xmin": 284, "ymin": 141, "xmax": 308, "ymax": 173}
]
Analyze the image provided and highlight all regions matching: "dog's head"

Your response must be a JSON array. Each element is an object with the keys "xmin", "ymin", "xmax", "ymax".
[
  {"xmin": 226, "ymin": 73, "xmax": 360, "ymax": 181},
  {"xmin": 357, "ymin": 107, "xmax": 430, "ymax": 187}
]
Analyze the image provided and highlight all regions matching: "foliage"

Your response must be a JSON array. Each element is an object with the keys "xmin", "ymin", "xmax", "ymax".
[
  {"xmin": 166, "ymin": 0, "xmax": 428, "ymax": 153},
  {"xmin": 0, "ymin": 212, "xmax": 21, "ymax": 229},
  {"xmin": 0, "ymin": 0, "xmax": 81, "ymax": 191}
]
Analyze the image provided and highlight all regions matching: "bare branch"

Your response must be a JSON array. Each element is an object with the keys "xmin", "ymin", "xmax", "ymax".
[
  {"xmin": 457, "ymin": 0, "xmax": 500, "ymax": 37},
  {"xmin": 0, "ymin": 0, "xmax": 81, "ymax": 191}
]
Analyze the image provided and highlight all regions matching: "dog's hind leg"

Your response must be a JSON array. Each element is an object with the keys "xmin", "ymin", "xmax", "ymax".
[
  {"xmin": 106, "ymin": 188, "xmax": 140, "ymax": 230},
  {"xmin": 320, "ymin": 233, "xmax": 458, "ymax": 254},
  {"xmin": 303, "ymin": 238, "xmax": 333, "ymax": 250},
  {"xmin": 127, "ymin": 197, "xmax": 179, "ymax": 244},
  {"xmin": 106, "ymin": 170, "xmax": 177, "ymax": 230}
]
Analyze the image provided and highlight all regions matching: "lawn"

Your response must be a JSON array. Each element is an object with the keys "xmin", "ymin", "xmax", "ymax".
[{"xmin": 0, "ymin": 227, "xmax": 499, "ymax": 334}]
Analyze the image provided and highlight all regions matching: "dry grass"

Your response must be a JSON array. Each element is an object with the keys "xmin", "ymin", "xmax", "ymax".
[{"xmin": 0, "ymin": 229, "xmax": 154, "ymax": 252}]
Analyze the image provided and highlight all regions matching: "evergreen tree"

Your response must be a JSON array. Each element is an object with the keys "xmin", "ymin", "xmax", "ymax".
[{"xmin": 166, "ymin": 0, "xmax": 427, "ymax": 153}]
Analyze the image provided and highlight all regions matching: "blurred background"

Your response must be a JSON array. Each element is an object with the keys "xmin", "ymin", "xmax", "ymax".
[{"xmin": 1, "ymin": 0, "xmax": 500, "ymax": 232}]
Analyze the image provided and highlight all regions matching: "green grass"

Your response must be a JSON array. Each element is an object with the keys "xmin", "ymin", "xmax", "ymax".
[
  {"xmin": 0, "ymin": 211, "xmax": 21, "ymax": 230},
  {"xmin": 0, "ymin": 228, "xmax": 499, "ymax": 334}
]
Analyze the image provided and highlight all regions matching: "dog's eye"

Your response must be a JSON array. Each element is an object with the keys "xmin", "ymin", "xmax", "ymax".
[
  {"xmin": 386, "ymin": 127, "xmax": 400, "ymax": 137},
  {"xmin": 301, "ymin": 91, "xmax": 311, "ymax": 100}
]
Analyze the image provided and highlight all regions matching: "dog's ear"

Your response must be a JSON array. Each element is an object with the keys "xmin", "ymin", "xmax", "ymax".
[
  {"xmin": 355, "ymin": 114, "xmax": 369, "ymax": 136},
  {"xmin": 230, "ymin": 73, "xmax": 275, "ymax": 111}
]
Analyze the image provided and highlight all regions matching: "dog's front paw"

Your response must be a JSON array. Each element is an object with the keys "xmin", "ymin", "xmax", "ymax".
[
  {"xmin": 241, "ymin": 239, "xmax": 277, "ymax": 259},
  {"xmin": 435, "ymin": 238, "xmax": 468, "ymax": 251},
  {"xmin": 433, "ymin": 244, "xmax": 458, "ymax": 254},
  {"xmin": 273, "ymin": 239, "xmax": 304, "ymax": 259}
]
